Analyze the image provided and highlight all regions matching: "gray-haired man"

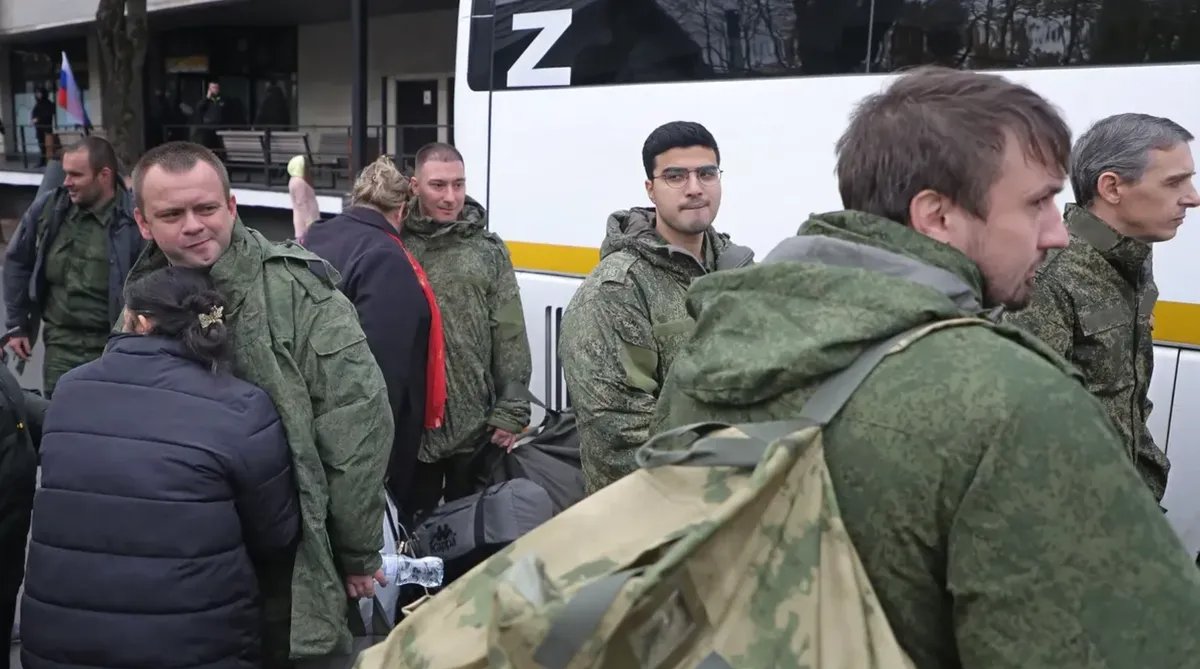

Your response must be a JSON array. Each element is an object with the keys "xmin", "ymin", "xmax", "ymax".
[{"xmin": 1004, "ymin": 113, "xmax": 1199, "ymax": 502}]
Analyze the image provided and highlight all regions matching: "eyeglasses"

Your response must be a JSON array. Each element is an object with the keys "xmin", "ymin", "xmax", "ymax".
[{"xmin": 653, "ymin": 165, "xmax": 722, "ymax": 189}]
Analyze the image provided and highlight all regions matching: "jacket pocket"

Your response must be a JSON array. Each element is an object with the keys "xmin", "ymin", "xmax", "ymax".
[{"xmin": 1077, "ymin": 301, "xmax": 1133, "ymax": 395}]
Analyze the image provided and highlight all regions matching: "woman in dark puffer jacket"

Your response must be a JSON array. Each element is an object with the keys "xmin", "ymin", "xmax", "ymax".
[{"xmin": 20, "ymin": 266, "xmax": 300, "ymax": 669}]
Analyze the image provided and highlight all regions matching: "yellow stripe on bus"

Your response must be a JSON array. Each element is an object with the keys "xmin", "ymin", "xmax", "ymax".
[
  {"xmin": 506, "ymin": 241, "xmax": 600, "ymax": 276},
  {"xmin": 504, "ymin": 241, "xmax": 1200, "ymax": 348},
  {"xmin": 1152, "ymin": 301, "xmax": 1200, "ymax": 348}
]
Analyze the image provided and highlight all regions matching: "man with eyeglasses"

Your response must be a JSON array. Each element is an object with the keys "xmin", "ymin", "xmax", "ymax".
[{"xmin": 559, "ymin": 120, "xmax": 754, "ymax": 494}]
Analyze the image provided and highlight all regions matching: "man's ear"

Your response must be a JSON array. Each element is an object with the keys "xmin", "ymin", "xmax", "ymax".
[
  {"xmin": 1096, "ymin": 171, "xmax": 1123, "ymax": 206},
  {"xmin": 908, "ymin": 189, "xmax": 955, "ymax": 243},
  {"xmin": 134, "ymin": 208, "xmax": 154, "ymax": 241}
]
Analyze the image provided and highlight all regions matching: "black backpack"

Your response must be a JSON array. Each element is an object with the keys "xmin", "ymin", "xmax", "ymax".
[{"xmin": 475, "ymin": 386, "xmax": 585, "ymax": 514}]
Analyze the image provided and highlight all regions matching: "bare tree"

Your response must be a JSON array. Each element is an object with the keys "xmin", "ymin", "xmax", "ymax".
[{"xmin": 96, "ymin": 0, "xmax": 148, "ymax": 171}]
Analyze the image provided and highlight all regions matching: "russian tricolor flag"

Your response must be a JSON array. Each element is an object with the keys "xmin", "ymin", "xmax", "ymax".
[{"xmin": 56, "ymin": 51, "xmax": 90, "ymax": 127}]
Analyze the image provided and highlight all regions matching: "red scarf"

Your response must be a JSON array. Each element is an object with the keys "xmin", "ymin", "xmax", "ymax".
[{"xmin": 386, "ymin": 234, "xmax": 446, "ymax": 429}]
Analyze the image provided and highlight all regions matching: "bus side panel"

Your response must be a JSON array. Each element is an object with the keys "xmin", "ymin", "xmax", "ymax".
[
  {"xmin": 1149, "ymin": 345, "xmax": 1179, "ymax": 452},
  {"xmin": 1164, "ymin": 348, "xmax": 1200, "ymax": 557},
  {"xmin": 516, "ymin": 271, "xmax": 581, "ymax": 426}
]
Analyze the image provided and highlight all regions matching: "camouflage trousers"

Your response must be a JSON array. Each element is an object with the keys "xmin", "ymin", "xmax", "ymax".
[{"xmin": 41, "ymin": 326, "xmax": 107, "ymax": 397}]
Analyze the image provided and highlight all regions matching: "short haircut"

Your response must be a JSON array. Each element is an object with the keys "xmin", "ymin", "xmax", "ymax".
[
  {"xmin": 642, "ymin": 121, "xmax": 720, "ymax": 179},
  {"xmin": 1070, "ymin": 113, "xmax": 1194, "ymax": 205},
  {"xmin": 132, "ymin": 141, "xmax": 230, "ymax": 210},
  {"xmin": 350, "ymin": 155, "xmax": 411, "ymax": 212},
  {"xmin": 836, "ymin": 66, "xmax": 1072, "ymax": 224},
  {"xmin": 415, "ymin": 142, "xmax": 464, "ymax": 171},
  {"xmin": 64, "ymin": 136, "xmax": 120, "ymax": 180}
]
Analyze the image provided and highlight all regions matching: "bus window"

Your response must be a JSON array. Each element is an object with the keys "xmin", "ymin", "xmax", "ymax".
[
  {"xmin": 469, "ymin": 0, "xmax": 1200, "ymax": 91},
  {"xmin": 470, "ymin": 0, "xmax": 874, "ymax": 90},
  {"xmin": 875, "ymin": 0, "xmax": 1200, "ymax": 72}
]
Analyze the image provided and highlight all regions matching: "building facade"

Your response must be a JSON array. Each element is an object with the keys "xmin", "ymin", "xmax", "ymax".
[{"xmin": 0, "ymin": 0, "xmax": 458, "ymax": 212}]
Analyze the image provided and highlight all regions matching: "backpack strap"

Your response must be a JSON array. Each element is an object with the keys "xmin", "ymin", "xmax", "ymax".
[
  {"xmin": 504, "ymin": 381, "xmax": 551, "ymax": 412},
  {"xmin": 637, "ymin": 317, "xmax": 993, "ymax": 469}
]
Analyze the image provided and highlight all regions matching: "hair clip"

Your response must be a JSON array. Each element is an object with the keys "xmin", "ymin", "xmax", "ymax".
[{"xmin": 198, "ymin": 305, "xmax": 224, "ymax": 329}]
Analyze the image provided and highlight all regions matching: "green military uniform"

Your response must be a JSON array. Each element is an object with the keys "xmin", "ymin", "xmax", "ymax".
[
  {"xmin": 41, "ymin": 196, "xmax": 116, "ymax": 395},
  {"xmin": 558, "ymin": 207, "xmax": 753, "ymax": 493},
  {"xmin": 126, "ymin": 220, "xmax": 393, "ymax": 662},
  {"xmin": 654, "ymin": 211, "xmax": 1200, "ymax": 668},
  {"xmin": 400, "ymin": 196, "xmax": 531, "ymax": 463},
  {"xmin": 1004, "ymin": 204, "xmax": 1168, "ymax": 500}
]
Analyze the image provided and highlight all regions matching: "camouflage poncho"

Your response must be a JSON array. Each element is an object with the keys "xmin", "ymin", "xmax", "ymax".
[{"xmin": 655, "ymin": 210, "xmax": 1200, "ymax": 668}]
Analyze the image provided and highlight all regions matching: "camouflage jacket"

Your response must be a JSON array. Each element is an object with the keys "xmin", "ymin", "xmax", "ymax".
[
  {"xmin": 654, "ymin": 210, "xmax": 1200, "ymax": 669},
  {"xmin": 127, "ymin": 221, "xmax": 394, "ymax": 659},
  {"xmin": 401, "ymin": 197, "xmax": 531, "ymax": 461},
  {"xmin": 1004, "ymin": 205, "xmax": 1167, "ymax": 501},
  {"xmin": 559, "ymin": 207, "xmax": 753, "ymax": 493}
]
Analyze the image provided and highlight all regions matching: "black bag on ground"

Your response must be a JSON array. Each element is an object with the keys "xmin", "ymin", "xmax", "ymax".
[
  {"xmin": 410, "ymin": 478, "xmax": 554, "ymax": 584},
  {"xmin": 485, "ymin": 386, "xmax": 585, "ymax": 513}
]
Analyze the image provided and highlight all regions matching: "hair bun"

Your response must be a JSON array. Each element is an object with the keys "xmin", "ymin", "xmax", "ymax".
[{"xmin": 181, "ymin": 290, "xmax": 224, "ymax": 316}]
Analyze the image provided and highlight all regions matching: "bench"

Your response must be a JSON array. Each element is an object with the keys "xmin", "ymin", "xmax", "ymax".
[
  {"xmin": 267, "ymin": 131, "xmax": 337, "ymax": 189},
  {"xmin": 217, "ymin": 130, "xmax": 269, "ymax": 184}
]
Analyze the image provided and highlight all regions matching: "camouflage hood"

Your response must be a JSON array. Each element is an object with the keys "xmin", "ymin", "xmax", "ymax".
[
  {"xmin": 403, "ymin": 195, "xmax": 489, "ymax": 240},
  {"xmin": 668, "ymin": 210, "xmax": 989, "ymax": 407},
  {"xmin": 600, "ymin": 207, "xmax": 752, "ymax": 279}
]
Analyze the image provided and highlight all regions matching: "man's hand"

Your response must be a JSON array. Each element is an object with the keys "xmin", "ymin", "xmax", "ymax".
[
  {"xmin": 491, "ymin": 428, "xmax": 520, "ymax": 452},
  {"xmin": 345, "ymin": 569, "xmax": 387, "ymax": 599},
  {"xmin": 6, "ymin": 335, "xmax": 31, "ymax": 361}
]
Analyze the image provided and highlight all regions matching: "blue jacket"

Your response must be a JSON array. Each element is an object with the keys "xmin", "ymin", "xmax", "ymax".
[{"xmin": 20, "ymin": 334, "xmax": 300, "ymax": 669}]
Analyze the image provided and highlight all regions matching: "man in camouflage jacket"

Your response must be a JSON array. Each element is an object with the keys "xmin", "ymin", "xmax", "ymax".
[
  {"xmin": 559, "ymin": 121, "xmax": 752, "ymax": 494},
  {"xmin": 127, "ymin": 142, "xmax": 393, "ymax": 666},
  {"xmin": 561, "ymin": 207, "xmax": 752, "ymax": 493},
  {"xmin": 402, "ymin": 143, "xmax": 531, "ymax": 511},
  {"xmin": 655, "ymin": 70, "xmax": 1200, "ymax": 668},
  {"xmin": 1005, "ymin": 113, "xmax": 1199, "ymax": 503},
  {"xmin": 4, "ymin": 138, "xmax": 145, "ymax": 396}
]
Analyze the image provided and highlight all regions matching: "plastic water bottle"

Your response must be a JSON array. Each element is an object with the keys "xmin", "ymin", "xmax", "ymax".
[{"xmin": 382, "ymin": 554, "xmax": 444, "ymax": 588}]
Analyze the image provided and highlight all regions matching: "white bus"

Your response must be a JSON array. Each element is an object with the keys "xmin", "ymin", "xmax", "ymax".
[{"xmin": 451, "ymin": 0, "xmax": 1200, "ymax": 551}]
